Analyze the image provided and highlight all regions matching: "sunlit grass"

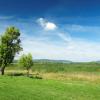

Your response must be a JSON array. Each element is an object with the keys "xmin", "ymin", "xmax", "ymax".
[
  {"xmin": 0, "ymin": 76, "xmax": 100, "ymax": 100},
  {"xmin": 0, "ymin": 62, "xmax": 100, "ymax": 100}
]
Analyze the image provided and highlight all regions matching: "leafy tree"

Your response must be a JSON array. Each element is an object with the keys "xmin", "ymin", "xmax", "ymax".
[
  {"xmin": 19, "ymin": 53, "xmax": 33, "ymax": 76},
  {"xmin": 0, "ymin": 27, "xmax": 22, "ymax": 75}
]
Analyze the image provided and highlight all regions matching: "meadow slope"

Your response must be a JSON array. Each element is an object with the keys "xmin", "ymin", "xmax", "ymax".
[{"xmin": 0, "ymin": 76, "xmax": 100, "ymax": 100}]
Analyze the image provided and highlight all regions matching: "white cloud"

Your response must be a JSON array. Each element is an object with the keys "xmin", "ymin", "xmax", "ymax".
[
  {"xmin": 66, "ymin": 24, "xmax": 100, "ymax": 34},
  {"xmin": 1, "ymin": 18, "xmax": 100, "ymax": 62},
  {"xmin": 37, "ymin": 18, "xmax": 57, "ymax": 31},
  {"xmin": 37, "ymin": 18, "xmax": 72, "ymax": 43},
  {"xmin": 58, "ymin": 32, "xmax": 72, "ymax": 42},
  {"xmin": 17, "ymin": 34, "xmax": 100, "ymax": 62},
  {"xmin": 45, "ymin": 22, "xmax": 57, "ymax": 31}
]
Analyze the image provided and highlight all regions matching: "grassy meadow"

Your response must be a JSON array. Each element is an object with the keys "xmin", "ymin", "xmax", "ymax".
[
  {"xmin": 0, "ymin": 62, "xmax": 100, "ymax": 100},
  {"xmin": 6, "ymin": 62, "xmax": 100, "ymax": 73},
  {"xmin": 0, "ymin": 76, "xmax": 100, "ymax": 100}
]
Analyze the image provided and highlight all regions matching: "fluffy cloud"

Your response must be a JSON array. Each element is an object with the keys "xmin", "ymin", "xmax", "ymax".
[
  {"xmin": 1, "ymin": 17, "xmax": 100, "ymax": 62},
  {"xmin": 13, "ymin": 29, "xmax": 100, "ymax": 62},
  {"xmin": 37, "ymin": 18, "xmax": 71, "ymax": 42},
  {"xmin": 37, "ymin": 18, "xmax": 57, "ymax": 31},
  {"xmin": 19, "ymin": 35, "xmax": 100, "ymax": 62}
]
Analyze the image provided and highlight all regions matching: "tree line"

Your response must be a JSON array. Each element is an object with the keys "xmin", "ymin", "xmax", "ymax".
[{"xmin": 0, "ymin": 26, "xmax": 33, "ymax": 76}]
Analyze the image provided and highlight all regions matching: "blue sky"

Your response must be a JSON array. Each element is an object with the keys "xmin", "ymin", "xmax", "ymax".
[{"xmin": 0, "ymin": 0, "xmax": 100, "ymax": 61}]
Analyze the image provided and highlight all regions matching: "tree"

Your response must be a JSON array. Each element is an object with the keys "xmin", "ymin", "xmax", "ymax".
[
  {"xmin": 19, "ymin": 53, "xmax": 33, "ymax": 76},
  {"xmin": 0, "ymin": 27, "xmax": 22, "ymax": 75}
]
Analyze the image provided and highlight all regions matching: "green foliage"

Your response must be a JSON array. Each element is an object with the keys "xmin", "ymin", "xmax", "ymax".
[
  {"xmin": 19, "ymin": 53, "xmax": 33, "ymax": 76},
  {"xmin": 0, "ymin": 26, "xmax": 22, "ymax": 75}
]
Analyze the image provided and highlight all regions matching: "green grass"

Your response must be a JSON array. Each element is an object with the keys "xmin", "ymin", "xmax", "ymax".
[
  {"xmin": 7, "ymin": 62, "xmax": 100, "ymax": 73},
  {"xmin": 2, "ymin": 62, "xmax": 100, "ymax": 100},
  {"xmin": 32, "ymin": 62, "xmax": 100, "ymax": 73},
  {"xmin": 0, "ymin": 76, "xmax": 100, "ymax": 100},
  {"xmin": 8, "ymin": 62, "xmax": 100, "ymax": 72}
]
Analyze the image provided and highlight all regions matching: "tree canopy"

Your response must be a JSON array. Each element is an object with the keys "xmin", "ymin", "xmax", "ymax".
[
  {"xmin": 19, "ymin": 53, "xmax": 33, "ymax": 76},
  {"xmin": 0, "ymin": 26, "xmax": 22, "ymax": 75}
]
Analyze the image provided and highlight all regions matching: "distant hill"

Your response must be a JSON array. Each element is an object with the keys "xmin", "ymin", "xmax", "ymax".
[
  {"xmin": 13, "ymin": 59, "xmax": 72, "ymax": 64},
  {"xmin": 13, "ymin": 59, "xmax": 100, "ymax": 64},
  {"xmin": 34, "ymin": 59, "xmax": 72, "ymax": 64}
]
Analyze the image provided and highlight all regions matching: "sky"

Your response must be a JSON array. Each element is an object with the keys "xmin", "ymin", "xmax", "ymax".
[{"xmin": 0, "ymin": 0, "xmax": 100, "ymax": 62}]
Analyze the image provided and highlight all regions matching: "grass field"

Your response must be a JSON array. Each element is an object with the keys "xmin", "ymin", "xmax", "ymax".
[
  {"xmin": 0, "ymin": 62, "xmax": 100, "ymax": 100},
  {"xmin": 0, "ymin": 76, "xmax": 100, "ymax": 100},
  {"xmin": 7, "ymin": 62, "xmax": 100, "ymax": 73}
]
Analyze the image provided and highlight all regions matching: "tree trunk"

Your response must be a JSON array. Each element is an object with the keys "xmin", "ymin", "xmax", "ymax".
[
  {"xmin": 0, "ymin": 66, "xmax": 5, "ymax": 75},
  {"xmin": 27, "ymin": 69, "xmax": 29, "ymax": 77}
]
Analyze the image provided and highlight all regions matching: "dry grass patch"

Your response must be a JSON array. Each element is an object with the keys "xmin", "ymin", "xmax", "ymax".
[{"xmin": 41, "ymin": 72, "xmax": 100, "ymax": 82}]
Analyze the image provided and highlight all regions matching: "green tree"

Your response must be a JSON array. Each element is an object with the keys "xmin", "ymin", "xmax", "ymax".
[
  {"xmin": 0, "ymin": 27, "xmax": 22, "ymax": 75},
  {"xmin": 19, "ymin": 53, "xmax": 33, "ymax": 76}
]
